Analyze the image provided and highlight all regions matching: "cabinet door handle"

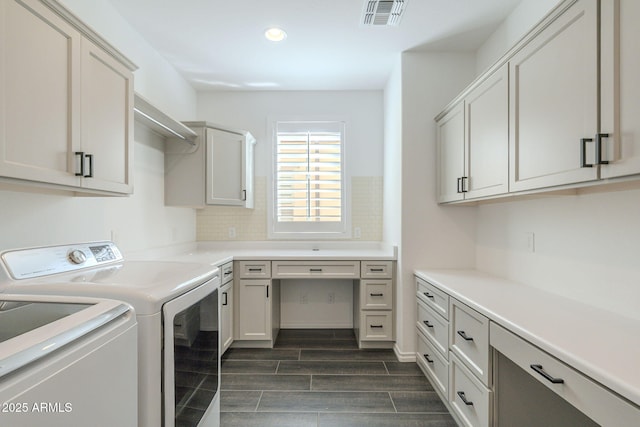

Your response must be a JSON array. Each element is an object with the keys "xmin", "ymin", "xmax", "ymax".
[
  {"xmin": 84, "ymin": 153, "xmax": 94, "ymax": 178},
  {"xmin": 423, "ymin": 320, "xmax": 434, "ymax": 328},
  {"xmin": 370, "ymin": 325, "xmax": 384, "ymax": 328},
  {"xmin": 423, "ymin": 354, "xmax": 434, "ymax": 364},
  {"xmin": 423, "ymin": 292, "xmax": 435, "ymax": 299},
  {"xmin": 310, "ymin": 268, "xmax": 323, "ymax": 272},
  {"xmin": 456, "ymin": 177, "xmax": 462, "ymax": 193},
  {"xmin": 595, "ymin": 133, "xmax": 610, "ymax": 165},
  {"xmin": 530, "ymin": 364, "xmax": 564, "ymax": 384},
  {"xmin": 370, "ymin": 268, "xmax": 384, "ymax": 272},
  {"xmin": 248, "ymin": 268, "xmax": 262, "ymax": 272},
  {"xmin": 457, "ymin": 391, "xmax": 474, "ymax": 406},
  {"xmin": 224, "ymin": 269, "xmax": 232, "ymax": 276},
  {"xmin": 242, "ymin": 189, "xmax": 247, "ymax": 201},
  {"xmin": 370, "ymin": 293, "xmax": 384, "ymax": 297},
  {"xmin": 457, "ymin": 330, "xmax": 473, "ymax": 341},
  {"xmin": 266, "ymin": 285, "xmax": 269, "ymax": 298},
  {"xmin": 461, "ymin": 176, "xmax": 468, "ymax": 193},
  {"xmin": 222, "ymin": 291, "xmax": 228, "ymax": 306},
  {"xmin": 75, "ymin": 152, "xmax": 85, "ymax": 176},
  {"xmin": 580, "ymin": 138, "xmax": 594, "ymax": 168}
]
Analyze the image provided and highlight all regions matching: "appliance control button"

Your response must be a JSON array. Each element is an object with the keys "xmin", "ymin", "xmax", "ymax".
[{"xmin": 68, "ymin": 250, "xmax": 87, "ymax": 265}]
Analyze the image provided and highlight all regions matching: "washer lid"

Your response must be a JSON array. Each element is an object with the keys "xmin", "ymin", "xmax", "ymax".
[{"xmin": 0, "ymin": 261, "xmax": 219, "ymax": 315}]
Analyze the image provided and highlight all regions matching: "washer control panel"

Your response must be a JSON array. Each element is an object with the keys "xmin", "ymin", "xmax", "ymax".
[{"xmin": 1, "ymin": 242, "xmax": 123, "ymax": 280}]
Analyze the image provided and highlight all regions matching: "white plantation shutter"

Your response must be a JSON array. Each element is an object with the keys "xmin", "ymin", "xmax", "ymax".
[{"xmin": 273, "ymin": 121, "xmax": 347, "ymax": 236}]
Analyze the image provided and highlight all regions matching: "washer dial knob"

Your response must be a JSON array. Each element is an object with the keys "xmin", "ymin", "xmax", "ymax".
[{"xmin": 68, "ymin": 249, "xmax": 87, "ymax": 265}]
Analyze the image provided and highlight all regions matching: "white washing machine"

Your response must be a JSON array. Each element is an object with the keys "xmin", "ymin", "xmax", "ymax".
[
  {"xmin": 0, "ymin": 294, "xmax": 138, "ymax": 427},
  {"xmin": 0, "ymin": 242, "xmax": 221, "ymax": 427}
]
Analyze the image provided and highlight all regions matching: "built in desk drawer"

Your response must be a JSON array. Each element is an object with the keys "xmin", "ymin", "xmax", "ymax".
[
  {"xmin": 416, "ymin": 298, "xmax": 448, "ymax": 356},
  {"xmin": 416, "ymin": 327, "xmax": 448, "ymax": 396},
  {"xmin": 271, "ymin": 261, "xmax": 360, "ymax": 279},
  {"xmin": 450, "ymin": 298, "xmax": 490, "ymax": 385},
  {"xmin": 490, "ymin": 322, "xmax": 640, "ymax": 427},
  {"xmin": 238, "ymin": 261, "xmax": 271, "ymax": 279},
  {"xmin": 416, "ymin": 277, "xmax": 449, "ymax": 320},
  {"xmin": 449, "ymin": 352, "xmax": 492, "ymax": 427},
  {"xmin": 360, "ymin": 311, "xmax": 393, "ymax": 341},
  {"xmin": 361, "ymin": 261, "xmax": 393, "ymax": 279},
  {"xmin": 361, "ymin": 279, "xmax": 393, "ymax": 310}
]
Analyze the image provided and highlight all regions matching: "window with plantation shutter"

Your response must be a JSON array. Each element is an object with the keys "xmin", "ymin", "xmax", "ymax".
[{"xmin": 271, "ymin": 120, "xmax": 349, "ymax": 238}]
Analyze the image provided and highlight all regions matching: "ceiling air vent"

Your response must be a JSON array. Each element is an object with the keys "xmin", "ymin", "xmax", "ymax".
[{"xmin": 362, "ymin": 0, "xmax": 409, "ymax": 27}]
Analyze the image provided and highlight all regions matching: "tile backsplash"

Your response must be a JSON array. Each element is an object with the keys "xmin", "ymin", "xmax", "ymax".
[{"xmin": 196, "ymin": 176, "xmax": 383, "ymax": 241}]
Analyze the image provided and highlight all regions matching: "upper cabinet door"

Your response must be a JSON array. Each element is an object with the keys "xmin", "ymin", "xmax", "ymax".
[
  {"xmin": 205, "ymin": 128, "xmax": 255, "ymax": 207},
  {"xmin": 509, "ymin": 0, "xmax": 599, "ymax": 192},
  {"xmin": 599, "ymin": 0, "xmax": 640, "ymax": 179},
  {"xmin": 80, "ymin": 38, "xmax": 134, "ymax": 194},
  {"xmin": 0, "ymin": 0, "xmax": 81, "ymax": 187},
  {"xmin": 464, "ymin": 64, "xmax": 509, "ymax": 200},
  {"xmin": 436, "ymin": 102, "xmax": 465, "ymax": 203}
]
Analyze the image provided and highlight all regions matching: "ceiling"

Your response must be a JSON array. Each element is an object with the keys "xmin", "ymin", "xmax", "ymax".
[{"xmin": 107, "ymin": 0, "xmax": 522, "ymax": 91}]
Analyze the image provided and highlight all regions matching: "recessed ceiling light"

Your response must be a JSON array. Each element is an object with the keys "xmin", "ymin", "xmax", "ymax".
[{"xmin": 265, "ymin": 27, "xmax": 287, "ymax": 42}]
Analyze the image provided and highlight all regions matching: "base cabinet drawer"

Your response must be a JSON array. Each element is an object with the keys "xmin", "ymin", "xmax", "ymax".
[
  {"xmin": 416, "ymin": 298, "xmax": 449, "ymax": 356},
  {"xmin": 449, "ymin": 353, "xmax": 492, "ymax": 427},
  {"xmin": 361, "ymin": 279, "xmax": 393, "ymax": 309},
  {"xmin": 361, "ymin": 261, "xmax": 393, "ymax": 279},
  {"xmin": 490, "ymin": 323, "xmax": 640, "ymax": 427},
  {"xmin": 220, "ymin": 261, "xmax": 233, "ymax": 285},
  {"xmin": 272, "ymin": 261, "xmax": 360, "ymax": 279},
  {"xmin": 450, "ymin": 299, "xmax": 490, "ymax": 385},
  {"xmin": 238, "ymin": 261, "xmax": 271, "ymax": 279},
  {"xmin": 360, "ymin": 311, "xmax": 393, "ymax": 341},
  {"xmin": 416, "ymin": 277, "xmax": 449, "ymax": 319},
  {"xmin": 416, "ymin": 328, "xmax": 448, "ymax": 396}
]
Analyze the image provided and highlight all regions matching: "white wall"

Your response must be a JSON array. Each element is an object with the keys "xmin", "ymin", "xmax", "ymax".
[
  {"xmin": 0, "ymin": 0, "xmax": 197, "ymax": 254},
  {"xmin": 392, "ymin": 52, "xmax": 478, "ymax": 359},
  {"xmin": 474, "ymin": 0, "xmax": 640, "ymax": 320}
]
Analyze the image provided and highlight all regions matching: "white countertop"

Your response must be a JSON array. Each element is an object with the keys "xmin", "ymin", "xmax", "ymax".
[
  {"xmin": 415, "ymin": 269, "xmax": 640, "ymax": 408},
  {"xmin": 129, "ymin": 241, "xmax": 397, "ymax": 265}
]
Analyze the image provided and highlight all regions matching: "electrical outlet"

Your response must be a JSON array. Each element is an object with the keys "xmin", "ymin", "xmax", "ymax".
[
  {"xmin": 300, "ymin": 294, "xmax": 308, "ymax": 304},
  {"xmin": 354, "ymin": 227, "xmax": 361, "ymax": 239},
  {"xmin": 328, "ymin": 292, "xmax": 335, "ymax": 304},
  {"xmin": 228, "ymin": 227, "xmax": 236, "ymax": 239}
]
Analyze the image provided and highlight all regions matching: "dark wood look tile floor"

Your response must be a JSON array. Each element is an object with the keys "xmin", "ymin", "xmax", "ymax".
[{"xmin": 220, "ymin": 329, "xmax": 456, "ymax": 427}]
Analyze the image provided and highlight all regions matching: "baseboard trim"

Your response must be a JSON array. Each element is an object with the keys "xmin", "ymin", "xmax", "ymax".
[{"xmin": 394, "ymin": 343, "xmax": 417, "ymax": 362}]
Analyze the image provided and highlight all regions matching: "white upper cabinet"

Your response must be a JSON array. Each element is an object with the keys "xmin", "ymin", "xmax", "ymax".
[
  {"xmin": 165, "ymin": 122, "xmax": 256, "ymax": 208},
  {"xmin": 0, "ymin": 0, "xmax": 135, "ymax": 195},
  {"xmin": 205, "ymin": 127, "xmax": 255, "ymax": 208},
  {"xmin": 436, "ymin": 102, "xmax": 465, "ymax": 203},
  {"xmin": 599, "ymin": 0, "xmax": 640, "ymax": 179},
  {"xmin": 465, "ymin": 64, "xmax": 509, "ymax": 199},
  {"xmin": 436, "ymin": 64, "xmax": 509, "ymax": 203},
  {"xmin": 509, "ymin": 0, "xmax": 599, "ymax": 192}
]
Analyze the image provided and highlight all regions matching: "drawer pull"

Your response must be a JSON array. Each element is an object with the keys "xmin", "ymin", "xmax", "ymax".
[
  {"xmin": 370, "ymin": 324, "xmax": 384, "ymax": 328},
  {"xmin": 248, "ymin": 268, "xmax": 263, "ymax": 272},
  {"xmin": 422, "ymin": 320, "xmax": 434, "ymax": 328},
  {"xmin": 310, "ymin": 268, "xmax": 323, "ymax": 272},
  {"xmin": 224, "ymin": 269, "xmax": 232, "ymax": 276},
  {"xmin": 370, "ymin": 293, "xmax": 384, "ymax": 297},
  {"xmin": 423, "ymin": 292, "xmax": 435, "ymax": 299},
  {"xmin": 530, "ymin": 364, "xmax": 565, "ymax": 384},
  {"xmin": 222, "ymin": 292, "xmax": 228, "ymax": 306},
  {"xmin": 457, "ymin": 330, "xmax": 473, "ymax": 341},
  {"xmin": 423, "ymin": 354, "xmax": 434, "ymax": 364},
  {"xmin": 457, "ymin": 391, "xmax": 474, "ymax": 406},
  {"xmin": 370, "ymin": 268, "xmax": 384, "ymax": 272}
]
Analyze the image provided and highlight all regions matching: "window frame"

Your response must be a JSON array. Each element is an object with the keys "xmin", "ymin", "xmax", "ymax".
[{"xmin": 268, "ymin": 116, "xmax": 351, "ymax": 240}]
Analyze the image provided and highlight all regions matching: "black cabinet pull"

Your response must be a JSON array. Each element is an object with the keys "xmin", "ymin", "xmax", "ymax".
[
  {"xmin": 461, "ymin": 176, "xmax": 468, "ymax": 193},
  {"xmin": 595, "ymin": 133, "xmax": 610, "ymax": 165},
  {"xmin": 242, "ymin": 189, "xmax": 247, "ymax": 201},
  {"xmin": 423, "ymin": 320, "xmax": 434, "ymax": 328},
  {"xmin": 370, "ymin": 293, "xmax": 384, "ymax": 297},
  {"xmin": 424, "ymin": 354, "xmax": 434, "ymax": 364},
  {"xmin": 370, "ymin": 325, "xmax": 383, "ymax": 328},
  {"xmin": 530, "ymin": 364, "xmax": 564, "ymax": 384},
  {"xmin": 310, "ymin": 268, "xmax": 323, "ymax": 272},
  {"xmin": 457, "ymin": 177, "xmax": 462, "ymax": 193},
  {"xmin": 224, "ymin": 269, "xmax": 232, "ymax": 276},
  {"xmin": 580, "ymin": 138, "xmax": 594, "ymax": 168},
  {"xmin": 457, "ymin": 330, "xmax": 473, "ymax": 341},
  {"xmin": 248, "ymin": 268, "xmax": 262, "ymax": 272},
  {"xmin": 84, "ymin": 153, "xmax": 93, "ymax": 178},
  {"xmin": 75, "ymin": 151, "xmax": 85, "ymax": 176},
  {"xmin": 423, "ymin": 292, "xmax": 435, "ymax": 299},
  {"xmin": 266, "ymin": 285, "xmax": 269, "ymax": 298},
  {"xmin": 457, "ymin": 391, "xmax": 473, "ymax": 406},
  {"xmin": 222, "ymin": 291, "xmax": 228, "ymax": 306},
  {"xmin": 370, "ymin": 268, "xmax": 384, "ymax": 272}
]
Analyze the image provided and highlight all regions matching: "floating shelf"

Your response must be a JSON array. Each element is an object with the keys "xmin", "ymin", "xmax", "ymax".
[{"xmin": 133, "ymin": 93, "xmax": 197, "ymax": 144}]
